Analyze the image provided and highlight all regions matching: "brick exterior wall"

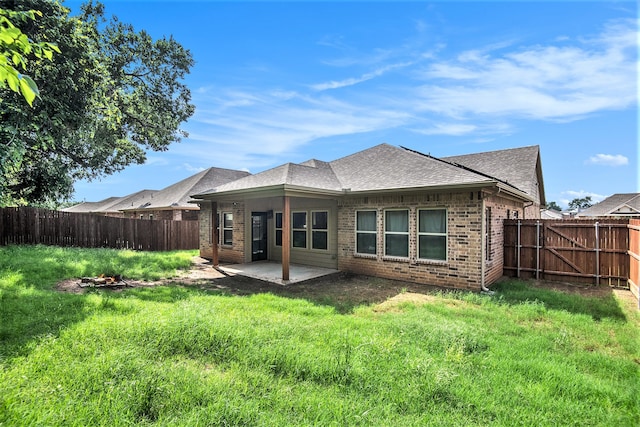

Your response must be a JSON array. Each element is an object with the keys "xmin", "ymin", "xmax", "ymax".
[
  {"xmin": 126, "ymin": 209, "xmax": 199, "ymax": 221},
  {"xmin": 483, "ymin": 194, "xmax": 525, "ymax": 285},
  {"xmin": 198, "ymin": 202, "xmax": 214, "ymax": 259},
  {"xmin": 524, "ymin": 203, "xmax": 542, "ymax": 220},
  {"xmin": 337, "ymin": 191, "xmax": 486, "ymax": 291},
  {"xmin": 198, "ymin": 201, "xmax": 246, "ymax": 264},
  {"xmin": 197, "ymin": 190, "xmax": 528, "ymax": 290}
]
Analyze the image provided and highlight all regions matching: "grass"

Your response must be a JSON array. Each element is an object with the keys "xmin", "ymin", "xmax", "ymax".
[{"xmin": 1, "ymin": 245, "xmax": 639, "ymax": 426}]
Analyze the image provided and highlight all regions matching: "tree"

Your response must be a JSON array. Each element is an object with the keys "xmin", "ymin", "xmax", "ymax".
[
  {"xmin": 0, "ymin": 0, "xmax": 195, "ymax": 205},
  {"xmin": 568, "ymin": 196, "xmax": 593, "ymax": 210},
  {"xmin": 0, "ymin": 7, "xmax": 60, "ymax": 105},
  {"xmin": 546, "ymin": 201, "xmax": 561, "ymax": 211}
]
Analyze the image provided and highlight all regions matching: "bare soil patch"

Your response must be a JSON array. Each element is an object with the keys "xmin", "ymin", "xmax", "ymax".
[{"xmin": 56, "ymin": 256, "xmax": 638, "ymax": 310}]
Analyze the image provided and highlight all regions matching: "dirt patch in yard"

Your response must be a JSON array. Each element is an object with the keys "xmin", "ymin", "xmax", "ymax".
[
  {"xmin": 55, "ymin": 257, "xmax": 449, "ymax": 308},
  {"xmin": 55, "ymin": 257, "xmax": 638, "ymax": 311}
]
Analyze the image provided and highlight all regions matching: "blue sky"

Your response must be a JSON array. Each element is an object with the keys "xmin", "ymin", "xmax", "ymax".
[{"xmin": 67, "ymin": 1, "xmax": 638, "ymax": 209}]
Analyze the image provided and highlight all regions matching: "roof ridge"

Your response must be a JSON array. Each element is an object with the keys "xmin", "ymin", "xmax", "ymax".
[
  {"xmin": 328, "ymin": 143, "xmax": 391, "ymax": 164},
  {"xmin": 400, "ymin": 146, "xmax": 525, "ymax": 193},
  {"xmin": 283, "ymin": 163, "xmax": 293, "ymax": 185},
  {"xmin": 611, "ymin": 194, "xmax": 640, "ymax": 213},
  {"xmin": 443, "ymin": 145, "xmax": 539, "ymax": 158}
]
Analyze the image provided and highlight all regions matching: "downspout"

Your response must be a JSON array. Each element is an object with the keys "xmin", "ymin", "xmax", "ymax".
[
  {"xmin": 522, "ymin": 201, "xmax": 534, "ymax": 219},
  {"xmin": 481, "ymin": 196, "xmax": 492, "ymax": 293}
]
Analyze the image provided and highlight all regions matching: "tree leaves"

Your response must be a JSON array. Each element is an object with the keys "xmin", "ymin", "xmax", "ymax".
[
  {"xmin": 0, "ymin": 0, "xmax": 194, "ymax": 205},
  {"xmin": 0, "ymin": 6, "xmax": 59, "ymax": 106}
]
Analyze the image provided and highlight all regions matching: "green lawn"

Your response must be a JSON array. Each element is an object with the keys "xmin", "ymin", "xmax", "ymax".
[{"xmin": 1, "ymin": 245, "xmax": 638, "ymax": 426}]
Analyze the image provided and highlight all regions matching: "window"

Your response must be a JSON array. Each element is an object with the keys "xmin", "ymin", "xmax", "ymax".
[
  {"xmin": 292, "ymin": 212, "xmax": 307, "ymax": 248},
  {"xmin": 222, "ymin": 212, "xmax": 233, "ymax": 245},
  {"xmin": 356, "ymin": 210, "xmax": 377, "ymax": 255},
  {"xmin": 139, "ymin": 214, "xmax": 144, "ymax": 220},
  {"xmin": 385, "ymin": 210, "xmax": 409, "ymax": 257},
  {"xmin": 216, "ymin": 212, "xmax": 220, "ymax": 244},
  {"xmin": 275, "ymin": 212, "xmax": 283, "ymax": 246},
  {"xmin": 485, "ymin": 207, "xmax": 492, "ymax": 261},
  {"xmin": 311, "ymin": 211, "xmax": 328, "ymax": 250},
  {"xmin": 418, "ymin": 209, "xmax": 447, "ymax": 261},
  {"xmin": 149, "ymin": 214, "xmax": 154, "ymax": 221}
]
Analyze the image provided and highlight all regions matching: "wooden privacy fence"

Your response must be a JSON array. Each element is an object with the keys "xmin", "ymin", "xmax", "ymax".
[
  {"xmin": 0, "ymin": 207, "xmax": 199, "ymax": 251},
  {"xmin": 629, "ymin": 219, "xmax": 640, "ymax": 299},
  {"xmin": 504, "ymin": 219, "xmax": 635, "ymax": 290}
]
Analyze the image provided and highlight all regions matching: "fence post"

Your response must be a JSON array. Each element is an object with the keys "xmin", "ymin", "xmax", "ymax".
[
  {"xmin": 517, "ymin": 220, "xmax": 521, "ymax": 278},
  {"xmin": 595, "ymin": 221, "xmax": 600, "ymax": 285},
  {"xmin": 536, "ymin": 220, "xmax": 541, "ymax": 280}
]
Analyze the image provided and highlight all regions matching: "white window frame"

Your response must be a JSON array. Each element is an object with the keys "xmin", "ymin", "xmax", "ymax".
[
  {"xmin": 355, "ymin": 210, "xmax": 377, "ymax": 255},
  {"xmin": 417, "ymin": 208, "xmax": 448, "ymax": 262},
  {"xmin": 384, "ymin": 209, "xmax": 409, "ymax": 258},
  {"xmin": 274, "ymin": 211, "xmax": 283, "ymax": 247},
  {"xmin": 216, "ymin": 212, "xmax": 221, "ymax": 245},
  {"xmin": 222, "ymin": 212, "xmax": 233, "ymax": 246},
  {"xmin": 292, "ymin": 211, "xmax": 307, "ymax": 249},
  {"xmin": 485, "ymin": 207, "xmax": 492, "ymax": 261},
  {"xmin": 311, "ymin": 210, "xmax": 329, "ymax": 251}
]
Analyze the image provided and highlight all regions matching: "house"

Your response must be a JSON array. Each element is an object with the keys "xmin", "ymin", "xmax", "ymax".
[
  {"xmin": 120, "ymin": 167, "xmax": 250, "ymax": 220},
  {"xmin": 64, "ymin": 167, "xmax": 250, "ymax": 220},
  {"xmin": 63, "ymin": 190, "xmax": 157, "ymax": 217},
  {"xmin": 541, "ymin": 208, "xmax": 563, "ymax": 219},
  {"xmin": 576, "ymin": 193, "xmax": 640, "ymax": 218},
  {"xmin": 191, "ymin": 144, "xmax": 545, "ymax": 291}
]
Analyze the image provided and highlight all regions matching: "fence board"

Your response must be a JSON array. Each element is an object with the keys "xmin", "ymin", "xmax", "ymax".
[
  {"xmin": 0, "ymin": 207, "xmax": 199, "ymax": 252},
  {"xmin": 629, "ymin": 219, "xmax": 640, "ymax": 300},
  {"xmin": 504, "ymin": 219, "xmax": 631, "ymax": 287}
]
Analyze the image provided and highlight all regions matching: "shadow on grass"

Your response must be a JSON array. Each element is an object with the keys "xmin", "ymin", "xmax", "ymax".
[
  {"xmin": 0, "ymin": 245, "xmax": 192, "ymax": 363},
  {"xmin": 0, "ymin": 288, "xmax": 90, "ymax": 362},
  {"xmin": 111, "ymin": 284, "xmax": 207, "ymax": 304},
  {"xmin": 490, "ymin": 280, "xmax": 628, "ymax": 322}
]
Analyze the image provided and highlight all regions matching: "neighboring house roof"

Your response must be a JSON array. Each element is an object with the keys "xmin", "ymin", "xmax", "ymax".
[
  {"xmin": 63, "ymin": 197, "xmax": 122, "ymax": 213},
  {"xmin": 194, "ymin": 144, "xmax": 541, "ymax": 202},
  {"xmin": 541, "ymin": 209, "xmax": 563, "ymax": 219},
  {"xmin": 577, "ymin": 193, "xmax": 640, "ymax": 217},
  {"xmin": 443, "ymin": 145, "xmax": 545, "ymax": 206},
  {"xmin": 121, "ymin": 167, "xmax": 251, "ymax": 212},
  {"xmin": 63, "ymin": 190, "xmax": 157, "ymax": 214}
]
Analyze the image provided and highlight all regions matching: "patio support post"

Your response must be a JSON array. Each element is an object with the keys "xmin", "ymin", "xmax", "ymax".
[
  {"xmin": 282, "ymin": 195, "xmax": 290, "ymax": 281},
  {"xmin": 211, "ymin": 201, "xmax": 219, "ymax": 267}
]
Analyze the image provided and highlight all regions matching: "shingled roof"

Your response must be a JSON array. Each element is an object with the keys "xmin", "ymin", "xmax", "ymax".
[
  {"xmin": 578, "ymin": 193, "xmax": 640, "ymax": 217},
  {"xmin": 120, "ymin": 167, "xmax": 251, "ymax": 212},
  {"xmin": 63, "ymin": 190, "xmax": 157, "ymax": 214},
  {"xmin": 443, "ymin": 145, "xmax": 544, "ymax": 205},
  {"xmin": 195, "ymin": 144, "xmax": 541, "ymax": 202},
  {"xmin": 65, "ymin": 167, "xmax": 251, "ymax": 214}
]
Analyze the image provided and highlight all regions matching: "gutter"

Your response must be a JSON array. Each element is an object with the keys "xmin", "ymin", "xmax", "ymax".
[
  {"xmin": 522, "ymin": 201, "xmax": 535, "ymax": 219},
  {"xmin": 190, "ymin": 183, "xmax": 345, "ymax": 202}
]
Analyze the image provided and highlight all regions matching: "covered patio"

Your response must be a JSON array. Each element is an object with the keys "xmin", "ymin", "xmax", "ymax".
[{"xmin": 218, "ymin": 261, "xmax": 338, "ymax": 285}]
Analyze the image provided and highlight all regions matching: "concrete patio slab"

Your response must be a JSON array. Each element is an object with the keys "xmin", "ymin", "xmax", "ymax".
[{"xmin": 219, "ymin": 261, "xmax": 338, "ymax": 285}]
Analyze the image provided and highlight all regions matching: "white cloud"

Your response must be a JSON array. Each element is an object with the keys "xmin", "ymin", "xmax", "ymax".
[
  {"xmin": 414, "ymin": 123, "xmax": 478, "ymax": 136},
  {"xmin": 586, "ymin": 153, "xmax": 629, "ymax": 166},
  {"xmin": 413, "ymin": 121, "xmax": 514, "ymax": 136},
  {"xmin": 182, "ymin": 163, "xmax": 206, "ymax": 173},
  {"xmin": 181, "ymin": 17, "xmax": 638, "ymax": 172},
  {"xmin": 559, "ymin": 190, "xmax": 607, "ymax": 208},
  {"xmin": 415, "ymin": 18, "xmax": 638, "ymax": 121},
  {"xmin": 141, "ymin": 156, "xmax": 170, "ymax": 167},
  {"xmin": 310, "ymin": 61, "xmax": 414, "ymax": 91}
]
